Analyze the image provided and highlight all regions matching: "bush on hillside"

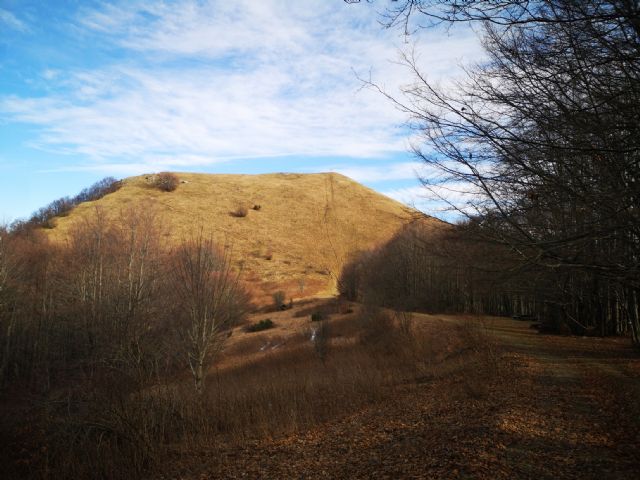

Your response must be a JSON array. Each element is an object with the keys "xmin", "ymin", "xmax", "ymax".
[
  {"xmin": 272, "ymin": 290, "xmax": 286, "ymax": 310},
  {"xmin": 230, "ymin": 206, "xmax": 248, "ymax": 218},
  {"xmin": 357, "ymin": 305, "xmax": 397, "ymax": 354},
  {"xmin": 155, "ymin": 172, "xmax": 179, "ymax": 192},
  {"xmin": 312, "ymin": 318, "xmax": 330, "ymax": 363},
  {"xmin": 246, "ymin": 319, "xmax": 275, "ymax": 333}
]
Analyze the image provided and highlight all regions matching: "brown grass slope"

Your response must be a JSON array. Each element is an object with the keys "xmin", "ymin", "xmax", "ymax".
[{"xmin": 47, "ymin": 172, "xmax": 439, "ymax": 303}]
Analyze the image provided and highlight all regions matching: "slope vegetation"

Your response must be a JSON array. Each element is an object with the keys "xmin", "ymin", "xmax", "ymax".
[{"xmin": 47, "ymin": 172, "xmax": 438, "ymax": 302}]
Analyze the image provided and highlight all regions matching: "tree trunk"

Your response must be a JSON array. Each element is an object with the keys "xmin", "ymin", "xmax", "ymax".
[{"xmin": 194, "ymin": 361, "xmax": 205, "ymax": 394}]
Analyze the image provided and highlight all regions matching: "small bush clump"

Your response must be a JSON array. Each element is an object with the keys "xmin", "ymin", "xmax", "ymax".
[
  {"xmin": 357, "ymin": 305, "xmax": 397, "ymax": 353},
  {"xmin": 272, "ymin": 290, "xmax": 286, "ymax": 310},
  {"xmin": 230, "ymin": 206, "xmax": 248, "ymax": 218},
  {"xmin": 246, "ymin": 319, "xmax": 275, "ymax": 332},
  {"xmin": 155, "ymin": 172, "xmax": 179, "ymax": 192},
  {"xmin": 312, "ymin": 319, "xmax": 330, "ymax": 363},
  {"xmin": 311, "ymin": 311, "xmax": 327, "ymax": 322}
]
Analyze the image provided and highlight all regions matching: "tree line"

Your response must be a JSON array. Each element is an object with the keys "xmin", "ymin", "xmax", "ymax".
[{"xmin": 339, "ymin": 219, "xmax": 639, "ymax": 341}]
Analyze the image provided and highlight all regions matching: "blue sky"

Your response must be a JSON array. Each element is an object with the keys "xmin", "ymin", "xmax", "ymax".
[{"xmin": 0, "ymin": 0, "xmax": 483, "ymax": 223}]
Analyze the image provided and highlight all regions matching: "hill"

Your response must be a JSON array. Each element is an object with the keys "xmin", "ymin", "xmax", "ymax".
[{"xmin": 46, "ymin": 172, "xmax": 440, "ymax": 303}]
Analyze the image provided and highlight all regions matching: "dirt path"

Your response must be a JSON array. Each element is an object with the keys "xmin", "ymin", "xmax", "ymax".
[
  {"xmin": 159, "ymin": 316, "xmax": 640, "ymax": 479},
  {"xmin": 473, "ymin": 316, "xmax": 640, "ymax": 478}
]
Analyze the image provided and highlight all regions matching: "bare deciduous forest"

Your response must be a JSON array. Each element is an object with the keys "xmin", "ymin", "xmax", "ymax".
[{"xmin": 355, "ymin": 0, "xmax": 640, "ymax": 342}]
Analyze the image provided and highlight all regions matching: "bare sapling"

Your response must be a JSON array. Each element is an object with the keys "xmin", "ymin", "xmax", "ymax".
[{"xmin": 170, "ymin": 234, "xmax": 246, "ymax": 393}]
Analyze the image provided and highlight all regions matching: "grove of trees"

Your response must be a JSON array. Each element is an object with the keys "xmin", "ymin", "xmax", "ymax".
[
  {"xmin": 0, "ymin": 202, "xmax": 250, "ymax": 477},
  {"xmin": 346, "ymin": 0, "xmax": 640, "ymax": 344}
]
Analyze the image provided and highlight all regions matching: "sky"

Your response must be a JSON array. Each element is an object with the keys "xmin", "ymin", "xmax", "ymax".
[{"xmin": 0, "ymin": 0, "xmax": 484, "ymax": 223}]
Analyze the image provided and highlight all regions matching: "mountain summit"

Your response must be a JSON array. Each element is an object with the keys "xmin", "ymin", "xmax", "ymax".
[{"xmin": 48, "ymin": 172, "xmax": 436, "ymax": 302}]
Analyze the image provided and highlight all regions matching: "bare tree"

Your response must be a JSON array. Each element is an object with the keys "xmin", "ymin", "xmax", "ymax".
[
  {"xmin": 0, "ymin": 227, "xmax": 10, "ymax": 306},
  {"xmin": 0, "ymin": 226, "xmax": 16, "ymax": 384},
  {"xmin": 312, "ymin": 319, "xmax": 330, "ymax": 364},
  {"xmin": 169, "ymin": 234, "xmax": 246, "ymax": 393},
  {"xmin": 114, "ymin": 204, "xmax": 165, "ymax": 373}
]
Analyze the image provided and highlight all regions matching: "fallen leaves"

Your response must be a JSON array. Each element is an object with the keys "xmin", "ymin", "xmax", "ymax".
[{"xmin": 156, "ymin": 318, "xmax": 640, "ymax": 480}]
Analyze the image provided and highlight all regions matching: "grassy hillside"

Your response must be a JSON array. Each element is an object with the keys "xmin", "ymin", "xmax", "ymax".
[{"xmin": 46, "ymin": 172, "xmax": 440, "ymax": 303}]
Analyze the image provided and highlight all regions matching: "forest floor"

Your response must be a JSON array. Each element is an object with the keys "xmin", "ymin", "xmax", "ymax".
[{"xmin": 158, "ymin": 314, "xmax": 640, "ymax": 480}]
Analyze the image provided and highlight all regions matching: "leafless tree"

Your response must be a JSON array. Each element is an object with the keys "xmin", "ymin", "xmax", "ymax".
[
  {"xmin": 169, "ymin": 234, "xmax": 246, "ymax": 393},
  {"xmin": 0, "ymin": 226, "xmax": 16, "ymax": 384},
  {"xmin": 0, "ymin": 227, "xmax": 10, "ymax": 306}
]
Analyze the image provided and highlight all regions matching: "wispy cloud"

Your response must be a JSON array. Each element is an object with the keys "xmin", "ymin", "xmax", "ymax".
[
  {"xmin": 1, "ymin": 0, "xmax": 483, "ymax": 174},
  {"xmin": 384, "ymin": 181, "xmax": 483, "ymax": 219},
  {"xmin": 327, "ymin": 161, "xmax": 426, "ymax": 183},
  {"xmin": 0, "ymin": 8, "xmax": 29, "ymax": 32}
]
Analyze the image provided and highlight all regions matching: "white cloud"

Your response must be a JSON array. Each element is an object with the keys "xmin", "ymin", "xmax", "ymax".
[
  {"xmin": 0, "ymin": 8, "xmax": 28, "ymax": 32},
  {"xmin": 1, "ymin": 0, "xmax": 484, "ymax": 173},
  {"xmin": 328, "ymin": 161, "xmax": 426, "ymax": 183},
  {"xmin": 42, "ymin": 69, "xmax": 60, "ymax": 81},
  {"xmin": 384, "ymin": 181, "xmax": 483, "ymax": 220},
  {"xmin": 383, "ymin": 185, "xmax": 428, "ymax": 205}
]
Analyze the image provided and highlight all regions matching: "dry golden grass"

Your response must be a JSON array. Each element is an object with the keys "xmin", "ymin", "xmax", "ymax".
[
  {"xmin": 46, "ymin": 172, "xmax": 440, "ymax": 303},
  {"xmin": 7, "ymin": 294, "xmax": 637, "ymax": 480}
]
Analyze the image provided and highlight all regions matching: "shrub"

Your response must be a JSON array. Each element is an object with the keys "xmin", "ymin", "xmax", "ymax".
[
  {"xmin": 230, "ymin": 206, "xmax": 248, "ymax": 218},
  {"xmin": 312, "ymin": 319, "xmax": 330, "ymax": 363},
  {"xmin": 252, "ymin": 204, "xmax": 261, "ymax": 211},
  {"xmin": 357, "ymin": 305, "xmax": 397, "ymax": 353},
  {"xmin": 337, "ymin": 300, "xmax": 353, "ymax": 315},
  {"xmin": 310, "ymin": 311, "xmax": 326, "ymax": 322},
  {"xmin": 246, "ymin": 318, "xmax": 275, "ymax": 332},
  {"xmin": 155, "ymin": 172, "xmax": 179, "ymax": 192},
  {"xmin": 338, "ymin": 259, "xmax": 360, "ymax": 301},
  {"xmin": 272, "ymin": 290, "xmax": 285, "ymax": 310},
  {"xmin": 395, "ymin": 311, "xmax": 413, "ymax": 337},
  {"xmin": 293, "ymin": 301, "xmax": 336, "ymax": 319}
]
